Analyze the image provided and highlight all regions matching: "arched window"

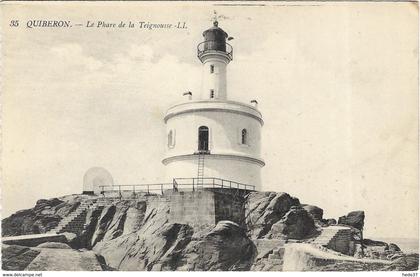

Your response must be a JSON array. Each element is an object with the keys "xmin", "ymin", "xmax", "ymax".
[
  {"xmin": 198, "ymin": 126, "xmax": 209, "ymax": 151},
  {"xmin": 210, "ymin": 64, "xmax": 215, "ymax": 74},
  {"xmin": 241, "ymin": 129, "xmax": 248, "ymax": 145},
  {"xmin": 210, "ymin": 89, "xmax": 215, "ymax": 99}
]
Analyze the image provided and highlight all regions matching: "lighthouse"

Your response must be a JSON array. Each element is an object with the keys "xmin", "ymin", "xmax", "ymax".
[{"xmin": 162, "ymin": 19, "xmax": 265, "ymax": 190}]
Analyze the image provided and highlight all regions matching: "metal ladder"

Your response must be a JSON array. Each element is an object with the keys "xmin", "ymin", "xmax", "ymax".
[{"xmin": 197, "ymin": 154, "xmax": 205, "ymax": 188}]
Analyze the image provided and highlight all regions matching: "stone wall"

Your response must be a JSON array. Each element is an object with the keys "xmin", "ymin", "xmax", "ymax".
[
  {"xmin": 168, "ymin": 189, "xmax": 247, "ymax": 227},
  {"xmin": 169, "ymin": 190, "xmax": 216, "ymax": 226},
  {"xmin": 214, "ymin": 189, "xmax": 245, "ymax": 225}
]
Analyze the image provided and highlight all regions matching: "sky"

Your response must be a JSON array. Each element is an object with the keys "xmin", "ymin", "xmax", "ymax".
[{"xmin": 1, "ymin": 2, "xmax": 418, "ymax": 240}]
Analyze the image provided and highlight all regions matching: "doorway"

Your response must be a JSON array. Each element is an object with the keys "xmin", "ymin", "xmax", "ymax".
[{"xmin": 198, "ymin": 126, "xmax": 209, "ymax": 152}]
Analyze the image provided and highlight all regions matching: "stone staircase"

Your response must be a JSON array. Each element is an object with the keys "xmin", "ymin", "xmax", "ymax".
[
  {"xmin": 267, "ymin": 244, "xmax": 285, "ymax": 269},
  {"xmin": 312, "ymin": 226, "xmax": 353, "ymax": 255},
  {"xmin": 313, "ymin": 227, "xmax": 340, "ymax": 246},
  {"xmin": 47, "ymin": 197, "xmax": 122, "ymax": 235},
  {"xmin": 49, "ymin": 200, "xmax": 98, "ymax": 235}
]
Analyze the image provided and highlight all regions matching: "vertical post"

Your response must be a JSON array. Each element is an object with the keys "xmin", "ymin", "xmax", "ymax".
[
  {"xmin": 213, "ymin": 178, "xmax": 215, "ymax": 188},
  {"xmin": 192, "ymin": 178, "xmax": 195, "ymax": 192},
  {"xmin": 147, "ymin": 185, "xmax": 150, "ymax": 195},
  {"xmin": 161, "ymin": 184, "xmax": 163, "ymax": 195},
  {"xmin": 360, "ymin": 229, "xmax": 364, "ymax": 257},
  {"xmin": 133, "ymin": 185, "xmax": 135, "ymax": 192},
  {"xmin": 229, "ymin": 181, "xmax": 232, "ymax": 189}
]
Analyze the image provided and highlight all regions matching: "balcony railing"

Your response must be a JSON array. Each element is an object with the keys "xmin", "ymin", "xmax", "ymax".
[
  {"xmin": 99, "ymin": 183, "xmax": 174, "ymax": 195},
  {"xmin": 197, "ymin": 41, "xmax": 233, "ymax": 61},
  {"xmin": 98, "ymin": 177, "xmax": 255, "ymax": 196},
  {"xmin": 173, "ymin": 177, "xmax": 255, "ymax": 192}
]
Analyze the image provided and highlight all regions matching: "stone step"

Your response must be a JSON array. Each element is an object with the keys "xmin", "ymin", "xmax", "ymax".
[
  {"xmin": 273, "ymin": 248, "xmax": 285, "ymax": 255},
  {"xmin": 268, "ymin": 255, "xmax": 283, "ymax": 264}
]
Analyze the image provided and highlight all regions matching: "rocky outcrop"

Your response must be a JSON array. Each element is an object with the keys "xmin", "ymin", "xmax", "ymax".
[
  {"xmin": 2, "ymin": 244, "xmax": 41, "ymax": 270},
  {"xmin": 338, "ymin": 211, "xmax": 365, "ymax": 230},
  {"xmin": 2, "ymin": 198, "xmax": 64, "ymax": 236},
  {"xmin": 2, "ymin": 243, "xmax": 105, "ymax": 271},
  {"xmin": 267, "ymin": 206, "xmax": 316, "ymax": 240},
  {"xmin": 385, "ymin": 253, "xmax": 419, "ymax": 271},
  {"xmin": 178, "ymin": 221, "xmax": 254, "ymax": 271},
  {"xmin": 37, "ymin": 242, "xmax": 72, "ymax": 249},
  {"xmin": 2, "ymin": 196, "xmax": 91, "ymax": 236},
  {"xmin": 301, "ymin": 204, "xmax": 323, "ymax": 221},
  {"xmin": 244, "ymin": 192, "xmax": 300, "ymax": 239},
  {"xmin": 2, "ymin": 192, "xmax": 416, "ymax": 271}
]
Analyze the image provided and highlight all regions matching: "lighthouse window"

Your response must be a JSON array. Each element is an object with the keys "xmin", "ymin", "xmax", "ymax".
[
  {"xmin": 241, "ymin": 129, "xmax": 248, "ymax": 145},
  {"xmin": 210, "ymin": 89, "xmax": 215, "ymax": 98},
  {"xmin": 210, "ymin": 64, "xmax": 214, "ymax": 74},
  {"xmin": 168, "ymin": 130, "xmax": 175, "ymax": 148}
]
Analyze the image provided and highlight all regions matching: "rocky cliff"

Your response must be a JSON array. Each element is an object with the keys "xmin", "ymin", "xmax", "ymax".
[{"xmin": 2, "ymin": 191, "xmax": 418, "ymax": 271}]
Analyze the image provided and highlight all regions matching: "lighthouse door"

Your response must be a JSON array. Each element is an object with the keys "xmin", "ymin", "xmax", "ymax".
[{"xmin": 198, "ymin": 126, "xmax": 209, "ymax": 152}]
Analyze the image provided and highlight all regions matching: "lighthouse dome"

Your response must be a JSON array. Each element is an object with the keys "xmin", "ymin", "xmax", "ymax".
[{"xmin": 198, "ymin": 21, "xmax": 232, "ymax": 60}]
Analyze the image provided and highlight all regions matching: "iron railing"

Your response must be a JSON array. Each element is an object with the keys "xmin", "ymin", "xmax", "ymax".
[
  {"xmin": 99, "ymin": 177, "xmax": 255, "ymax": 196},
  {"xmin": 99, "ymin": 183, "xmax": 174, "ymax": 195},
  {"xmin": 173, "ymin": 177, "xmax": 255, "ymax": 192}
]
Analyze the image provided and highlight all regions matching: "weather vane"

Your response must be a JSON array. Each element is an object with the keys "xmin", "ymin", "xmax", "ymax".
[{"xmin": 212, "ymin": 10, "xmax": 220, "ymax": 26}]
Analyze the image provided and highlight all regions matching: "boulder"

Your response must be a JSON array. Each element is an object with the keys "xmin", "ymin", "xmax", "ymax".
[
  {"xmin": 338, "ymin": 211, "xmax": 365, "ymax": 230},
  {"xmin": 386, "ymin": 243, "xmax": 401, "ymax": 253},
  {"xmin": 363, "ymin": 238, "xmax": 388, "ymax": 247},
  {"xmin": 2, "ymin": 206, "xmax": 62, "ymax": 236},
  {"xmin": 301, "ymin": 204, "xmax": 323, "ymax": 220},
  {"xmin": 385, "ymin": 253, "xmax": 419, "ymax": 271},
  {"xmin": 267, "ymin": 206, "xmax": 316, "ymax": 240},
  {"xmin": 37, "ymin": 242, "xmax": 72, "ymax": 249},
  {"xmin": 244, "ymin": 192, "xmax": 300, "ymax": 239},
  {"xmin": 2, "ymin": 244, "xmax": 41, "ymax": 270},
  {"xmin": 325, "ymin": 218, "xmax": 337, "ymax": 225},
  {"xmin": 178, "ymin": 221, "xmax": 254, "ymax": 271}
]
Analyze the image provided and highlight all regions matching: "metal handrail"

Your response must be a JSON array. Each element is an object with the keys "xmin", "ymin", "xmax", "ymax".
[
  {"xmin": 99, "ymin": 183, "xmax": 173, "ymax": 195},
  {"xmin": 197, "ymin": 41, "xmax": 233, "ymax": 61},
  {"xmin": 99, "ymin": 177, "xmax": 255, "ymax": 196},
  {"xmin": 173, "ymin": 177, "xmax": 255, "ymax": 191}
]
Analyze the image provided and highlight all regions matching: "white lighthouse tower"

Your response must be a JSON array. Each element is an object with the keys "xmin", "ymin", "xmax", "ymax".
[{"xmin": 162, "ymin": 19, "xmax": 265, "ymax": 190}]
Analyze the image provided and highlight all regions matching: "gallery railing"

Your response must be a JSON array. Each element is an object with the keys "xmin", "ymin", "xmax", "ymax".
[{"xmin": 197, "ymin": 41, "xmax": 233, "ymax": 61}]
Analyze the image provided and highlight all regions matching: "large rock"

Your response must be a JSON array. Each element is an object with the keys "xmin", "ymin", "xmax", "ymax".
[
  {"xmin": 301, "ymin": 204, "xmax": 323, "ymax": 220},
  {"xmin": 96, "ymin": 222, "xmax": 193, "ymax": 271},
  {"xmin": 385, "ymin": 253, "xmax": 419, "ymax": 271},
  {"xmin": 2, "ymin": 244, "xmax": 41, "ymax": 270},
  {"xmin": 363, "ymin": 238, "xmax": 388, "ymax": 247},
  {"xmin": 386, "ymin": 243, "xmax": 401, "ymax": 253},
  {"xmin": 267, "ymin": 206, "xmax": 316, "ymax": 240},
  {"xmin": 92, "ymin": 197, "xmax": 174, "ymax": 270},
  {"xmin": 244, "ymin": 192, "xmax": 300, "ymax": 239},
  {"xmin": 178, "ymin": 221, "xmax": 254, "ymax": 271},
  {"xmin": 37, "ymin": 242, "xmax": 72, "ymax": 249},
  {"xmin": 2, "ymin": 198, "xmax": 65, "ymax": 236},
  {"xmin": 338, "ymin": 211, "xmax": 365, "ymax": 230},
  {"xmin": 1, "ymin": 195, "xmax": 94, "ymax": 237}
]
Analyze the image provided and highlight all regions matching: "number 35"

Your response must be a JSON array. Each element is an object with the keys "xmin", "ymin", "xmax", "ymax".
[{"xmin": 9, "ymin": 20, "xmax": 19, "ymax": 27}]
